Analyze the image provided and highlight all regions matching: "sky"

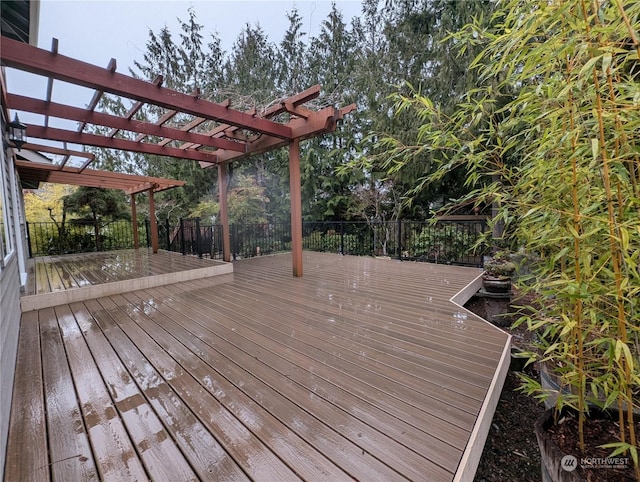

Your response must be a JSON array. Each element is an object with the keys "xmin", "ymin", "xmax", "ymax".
[{"xmin": 6, "ymin": 0, "xmax": 363, "ymax": 148}]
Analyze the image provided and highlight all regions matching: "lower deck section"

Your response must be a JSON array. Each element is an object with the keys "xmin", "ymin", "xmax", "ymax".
[{"xmin": 21, "ymin": 249, "xmax": 232, "ymax": 311}]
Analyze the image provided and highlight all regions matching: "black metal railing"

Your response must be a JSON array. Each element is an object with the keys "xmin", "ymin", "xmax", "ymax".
[
  {"xmin": 26, "ymin": 217, "xmax": 489, "ymax": 266},
  {"xmin": 170, "ymin": 217, "xmax": 489, "ymax": 266},
  {"xmin": 26, "ymin": 220, "xmax": 149, "ymax": 256},
  {"xmin": 399, "ymin": 218, "xmax": 488, "ymax": 266}
]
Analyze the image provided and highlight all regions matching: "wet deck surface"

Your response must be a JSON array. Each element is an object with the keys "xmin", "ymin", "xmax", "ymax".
[
  {"xmin": 24, "ymin": 249, "xmax": 226, "ymax": 295},
  {"xmin": 6, "ymin": 252, "xmax": 510, "ymax": 481}
]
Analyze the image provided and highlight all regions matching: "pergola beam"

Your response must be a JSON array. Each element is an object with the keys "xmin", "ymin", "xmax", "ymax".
[
  {"xmin": 1, "ymin": 37, "xmax": 293, "ymax": 139},
  {"xmin": 3, "ymin": 38, "xmax": 356, "ymax": 277},
  {"xmin": 208, "ymin": 104, "xmax": 356, "ymax": 166},
  {"xmin": 59, "ymin": 57, "xmax": 117, "ymax": 170},
  {"xmin": 25, "ymin": 124, "xmax": 218, "ymax": 163},
  {"xmin": 44, "ymin": 38, "xmax": 57, "ymax": 128},
  {"xmin": 135, "ymin": 109, "xmax": 177, "ymax": 142},
  {"xmin": 15, "ymin": 160, "xmax": 184, "ymax": 193},
  {"xmin": 157, "ymin": 116, "xmax": 207, "ymax": 147},
  {"xmin": 185, "ymin": 86, "xmax": 323, "ymax": 151},
  {"xmin": 21, "ymin": 142, "xmax": 95, "ymax": 160},
  {"xmin": 107, "ymin": 74, "xmax": 163, "ymax": 137}
]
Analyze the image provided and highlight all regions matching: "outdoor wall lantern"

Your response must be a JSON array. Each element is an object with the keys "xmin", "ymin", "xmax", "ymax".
[{"xmin": 6, "ymin": 113, "xmax": 27, "ymax": 151}]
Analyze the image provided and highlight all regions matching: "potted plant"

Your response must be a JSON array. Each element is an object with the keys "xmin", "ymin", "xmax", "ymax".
[{"xmin": 482, "ymin": 250, "xmax": 516, "ymax": 294}]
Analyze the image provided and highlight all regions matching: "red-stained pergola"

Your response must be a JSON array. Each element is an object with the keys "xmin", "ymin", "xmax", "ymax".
[{"xmin": 1, "ymin": 37, "xmax": 355, "ymax": 276}]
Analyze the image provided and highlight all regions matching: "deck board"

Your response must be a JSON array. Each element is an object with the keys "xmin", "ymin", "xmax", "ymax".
[
  {"xmin": 112, "ymin": 291, "xmax": 348, "ymax": 481},
  {"xmin": 84, "ymin": 297, "xmax": 250, "ymax": 481},
  {"xmin": 39, "ymin": 307, "xmax": 99, "ymax": 481},
  {"xmin": 203, "ymin": 279, "xmax": 496, "ymax": 387},
  {"xmin": 7, "ymin": 251, "xmax": 510, "ymax": 481},
  {"xmin": 4, "ymin": 310, "xmax": 49, "ymax": 481},
  {"xmin": 20, "ymin": 249, "xmax": 232, "ymax": 311},
  {"xmin": 147, "ymin": 286, "xmax": 462, "ymax": 470},
  {"xmin": 34, "ymin": 256, "xmax": 50, "ymax": 295},
  {"xmin": 61, "ymin": 303, "xmax": 193, "ymax": 481},
  {"xmin": 152, "ymin": 280, "xmax": 477, "ymax": 433},
  {"xmin": 142, "ymin": 284, "xmax": 452, "ymax": 480}
]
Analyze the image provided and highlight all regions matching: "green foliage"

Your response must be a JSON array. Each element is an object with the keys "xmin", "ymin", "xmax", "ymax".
[
  {"xmin": 302, "ymin": 231, "xmax": 362, "ymax": 254},
  {"xmin": 28, "ymin": 220, "xmax": 138, "ymax": 255},
  {"xmin": 411, "ymin": 224, "xmax": 470, "ymax": 262},
  {"xmin": 188, "ymin": 170, "xmax": 271, "ymax": 225},
  {"xmin": 62, "ymin": 187, "xmax": 131, "ymax": 252},
  {"xmin": 226, "ymin": 173, "xmax": 270, "ymax": 224},
  {"xmin": 63, "ymin": 187, "xmax": 130, "ymax": 223},
  {"xmin": 23, "ymin": 184, "xmax": 76, "ymax": 223},
  {"xmin": 381, "ymin": 0, "xmax": 640, "ymax": 467}
]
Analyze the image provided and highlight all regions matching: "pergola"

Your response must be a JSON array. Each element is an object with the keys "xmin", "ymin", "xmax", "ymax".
[
  {"xmin": 14, "ymin": 157, "xmax": 185, "ymax": 252},
  {"xmin": 1, "ymin": 36, "xmax": 355, "ymax": 276}
]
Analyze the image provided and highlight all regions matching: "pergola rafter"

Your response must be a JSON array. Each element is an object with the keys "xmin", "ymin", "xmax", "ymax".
[
  {"xmin": 15, "ymin": 159, "xmax": 184, "ymax": 194},
  {"xmin": 1, "ymin": 36, "xmax": 355, "ymax": 276},
  {"xmin": 23, "ymin": 124, "xmax": 220, "ymax": 164},
  {"xmin": 7, "ymin": 94, "xmax": 245, "ymax": 152}
]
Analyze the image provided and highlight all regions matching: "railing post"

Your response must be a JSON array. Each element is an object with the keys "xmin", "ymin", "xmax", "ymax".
[
  {"xmin": 397, "ymin": 219, "xmax": 403, "ymax": 261},
  {"xmin": 145, "ymin": 218, "xmax": 151, "ymax": 248},
  {"xmin": 195, "ymin": 218, "xmax": 202, "ymax": 258},
  {"xmin": 340, "ymin": 221, "xmax": 345, "ymax": 255},
  {"xmin": 231, "ymin": 224, "xmax": 237, "ymax": 260},
  {"xmin": 164, "ymin": 218, "xmax": 170, "ymax": 250},
  {"xmin": 26, "ymin": 222, "xmax": 33, "ymax": 258},
  {"xmin": 180, "ymin": 218, "xmax": 186, "ymax": 255}
]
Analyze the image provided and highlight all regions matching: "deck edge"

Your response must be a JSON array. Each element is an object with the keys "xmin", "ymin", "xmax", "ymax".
[
  {"xmin": 20, "ymin": 262, "xmax": 233, "ymax": 312},
  {"xmin": 449, "ymin": 272, "xmax": 512, "ymax": 481},
  {"xmin": 453, "ymin": 337, "xmax": 511, "ymax": 482}
]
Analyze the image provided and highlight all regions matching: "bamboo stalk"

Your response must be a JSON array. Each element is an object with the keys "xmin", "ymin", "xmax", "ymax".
[{"xmin": 567, "ymin": 54, "xmax": 586, "ymax": 451}]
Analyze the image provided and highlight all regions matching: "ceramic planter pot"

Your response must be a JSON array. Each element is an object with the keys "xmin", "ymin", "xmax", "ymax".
[{"xmin": 482, "ymin": 275, "xmax": 512, "ymax": 293}]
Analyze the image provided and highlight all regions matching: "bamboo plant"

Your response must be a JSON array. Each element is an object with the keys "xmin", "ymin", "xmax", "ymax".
[{"xmin": 374, "ymin": 0, "xmax": 640, "ymax": 475}]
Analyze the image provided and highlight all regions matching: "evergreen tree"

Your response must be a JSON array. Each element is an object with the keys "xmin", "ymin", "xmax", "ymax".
[
  {"xmin": 62, "ymin": 187, "xmax": 130, "ymax": 250},
  {"xmin": 127, "ymin": 8, "xmax": 225, "ymax": 222},
  {"xmin": 276, "ymin": 7, "xmax": 308, "ymax": 96},
  {"xmin": 304, "ymin": 3, "xmax": 361, "ymax": 220},
  {"xmin": 344, "ymin": 0, "xmax": 496, "ymax": 214},
  {"xmin": 223, "ymin": 23, "xmax": 277, "ymax": 108}
]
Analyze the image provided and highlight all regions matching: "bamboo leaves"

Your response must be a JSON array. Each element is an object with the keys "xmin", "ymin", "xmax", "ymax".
[{"xmin": 379, "ymin": 0, "xmax": 640, "ymax": 474}]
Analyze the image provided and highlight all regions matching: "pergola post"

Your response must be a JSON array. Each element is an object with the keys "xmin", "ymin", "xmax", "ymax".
[
  {"xmin": 148, "ymin": 187, "xmax": 159, "ymax": 253},
  {"xmin": 131, "ymin": 193, "xmax": 139, "ymax": 249},
  {"xmin": 289, "ymin": 138, "xmax": 303, "ymax": 277},
  {"xmin": 218, "ymin": 163, "xmax": 231, "ymax": 262}
]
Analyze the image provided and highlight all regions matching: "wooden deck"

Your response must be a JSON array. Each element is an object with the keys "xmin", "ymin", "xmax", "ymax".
[
  {"xmin": 21, "ymin": 249, "xmax": 232, "ymax": 311},
  {"xmin": 6, "ymin": 252, "xmax": 510, "ymax": 481}
]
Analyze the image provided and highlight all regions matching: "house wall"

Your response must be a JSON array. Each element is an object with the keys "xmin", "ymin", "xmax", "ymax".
[
  {"xmin": 0, "ymin": 254, "xmax": 21, "ymax": 479},
  {"xmin": 0, "ymin": 114, "xmax": 27, "ymax": 480}
]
